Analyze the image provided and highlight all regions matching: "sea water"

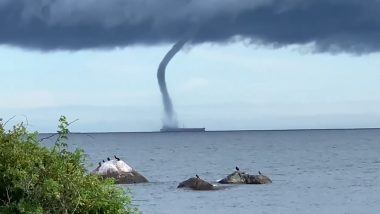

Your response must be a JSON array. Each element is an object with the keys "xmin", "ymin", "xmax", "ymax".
[{"xmin": 40, "ymin": 129, "xmax": 380, "ymax": 214}]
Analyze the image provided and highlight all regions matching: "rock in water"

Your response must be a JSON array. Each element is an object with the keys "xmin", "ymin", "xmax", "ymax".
[
  {"xmin": 243, "ymin": 174, "xmax": 272, "ymax": 184},
  {"xmin": 218, "ymin": 171, "xmax": 246, "ymax": 184},
  {"xmin": 116, "ymin": 170, "xmax": 148, "ymax": 184},
  {"xmin": 177, "ymin": 177, "xmax": 214, "ymax": 191},
  {"xmin": 113, "ymin": 160, "xmax": 133, "ymax": 172},
  {"xmin": 93, "ymin": 159, "xmax": 148, "ymax": 184},
  {"xmin": 97, "ymin": 161, "xmax": 120, "ymax": 176},
  {"xmin": 218, "ymin": 170, "xmax": 272, "ymax": 184}
]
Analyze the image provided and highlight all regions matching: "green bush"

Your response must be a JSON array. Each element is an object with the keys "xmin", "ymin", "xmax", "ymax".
[{"xmin": 0, "ymin": 116, "xmax": 138, "ymax": 214}]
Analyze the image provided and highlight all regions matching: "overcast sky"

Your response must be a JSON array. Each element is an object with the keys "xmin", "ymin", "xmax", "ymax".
[{"xmin": 1, "ymin": 0, "xmax": 380, "ymax": 132}]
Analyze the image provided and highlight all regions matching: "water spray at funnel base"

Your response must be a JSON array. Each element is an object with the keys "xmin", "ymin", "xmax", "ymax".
[{"xmin": 157, "ymin": 40, "xmax": 187, "ymax": 129}]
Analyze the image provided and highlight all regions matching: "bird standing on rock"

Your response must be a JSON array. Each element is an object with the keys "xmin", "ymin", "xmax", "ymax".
[
  {"xmin": 98, "ymin": 162, "xmax": 101, "ymax": 167},
  {"xmin": 114, "ymin": 155, "xmax": 120, "ymax": 161},
  {"xmin": 258, "ymin": 171, "xmax": 262, "ymax": 175},
  {"xmin": 107, "ymin": 157, "xmax": 111, "ymax": 161},
  {"xmin": 196, "ymin": 174, "xmax": 200, "ymax": 179},
  {"xmin": 236, "ymin": 166, "xmax": 242, "ymax": 177},
  {"xmin": 102, "ymin": 160, "xmax": 105, "ymax": 163}
]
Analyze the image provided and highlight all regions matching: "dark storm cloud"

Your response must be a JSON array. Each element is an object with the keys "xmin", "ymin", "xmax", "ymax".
[{"xmin": 1, "ymin": 0, "xmax": 380, "ymax": 52}]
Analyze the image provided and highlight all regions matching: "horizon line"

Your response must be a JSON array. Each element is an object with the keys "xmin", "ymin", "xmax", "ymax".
[{"xmin": 39, "ymin": 127, "xmax": 380, "ymax": 135}]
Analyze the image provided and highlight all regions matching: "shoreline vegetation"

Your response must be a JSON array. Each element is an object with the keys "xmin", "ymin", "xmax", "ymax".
[{"xmin": 0, "ymin": 116, "xmax": 138, "ymax": 214}]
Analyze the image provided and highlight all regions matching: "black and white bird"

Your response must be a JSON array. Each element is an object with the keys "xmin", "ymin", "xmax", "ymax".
[
  {"xmin": 235, "ymin": 166, "xmax": 240, "ymax": 171},
  {"xmin": 98, "ymin": 162, "xmax": 101, "ymax": 167},
  {"xmin": 107, "ymin": 157, "xmax": 111, "ymax": 161},
  {"xmin": 258, "ymin": 171, "xmax": 262, "ymax": 175},
  {"xmin": 196, "ymin": 174, "xmax": 200, "ymax": 179},
  {"xmin": 114, "ymin": 155, "xmax": 120, "ymax": 161},
  {"xmin": 102, "ymin": 160, "xmax": 105, "ymax": 163}
]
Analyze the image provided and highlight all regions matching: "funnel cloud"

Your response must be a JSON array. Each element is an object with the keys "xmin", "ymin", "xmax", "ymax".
[
  {"xmin": 0, "ymin": 0, "xmax": 380, "ymax": 53},
  {"xmin": 157, "ymin": 40, "xmax": 186, "ymax": 129}
]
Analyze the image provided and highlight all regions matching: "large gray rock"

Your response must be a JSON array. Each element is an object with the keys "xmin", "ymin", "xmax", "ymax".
[
  {"xmin": 218, "ymin": 171, "xmax": 246, "ymax": 184},
  {"xmin": 178, "ymin": 176, "xmax": 214, "ymax": 191},
  {"xmin": 218, "ymin": 171, "xmax": 272, "ymax": 184},
  {"xmin": 244, "ymin": 174, "xmax": 272, "ymax": 184},
  {"xmin": 92, "ymin": 159, "xmax": 148, "ymax": 184}
]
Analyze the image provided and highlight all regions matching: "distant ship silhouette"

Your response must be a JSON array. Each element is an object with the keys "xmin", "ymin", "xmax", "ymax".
[{"xmin": 160, "ymin": 126, "xmax": 205, "ymax": 132}]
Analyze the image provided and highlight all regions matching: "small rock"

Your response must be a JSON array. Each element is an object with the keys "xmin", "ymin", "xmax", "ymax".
[
  {"xmin": 243, "ymin": 174, "xmax": 272, "ymax": 184},
  {"xmin": 178, "ymin": 177, "xmax": 214, "ymax": 191},
  {"xmin": 218, "ymin": 170, "xmax": 272, "ymax": 184}
]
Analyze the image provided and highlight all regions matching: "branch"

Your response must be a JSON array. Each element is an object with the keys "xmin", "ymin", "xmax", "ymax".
[
  {"xmin": 38, "ymin": 133, "xmax": 58, "ymax": 142},
  {"xmin": 6, "ymin": 187, "xmax": 11, "ymax": 204},
  {"xmin": 68, "ymin": 119, "xmax": 79, "ymax": 127},
  {"xmin": 21, "ymin": 114, "xmax": 29, "ymax": 127},
  {"xmin": 39, "ymin": 118, "xmax": 79, "ymax": 142},
  {"xmin": 3, "ymin": 115, "xmax": 16, "ymax": 127}
]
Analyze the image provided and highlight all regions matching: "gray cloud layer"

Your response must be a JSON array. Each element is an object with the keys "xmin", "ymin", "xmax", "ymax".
[{"xmin": 1, "ymin": 0, "xmax": 380, "ymax": 52}]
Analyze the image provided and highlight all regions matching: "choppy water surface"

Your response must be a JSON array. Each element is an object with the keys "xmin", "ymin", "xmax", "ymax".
[{"xmin": 41, "ymin": 129, "xmax": 380, "ymax": 213}]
